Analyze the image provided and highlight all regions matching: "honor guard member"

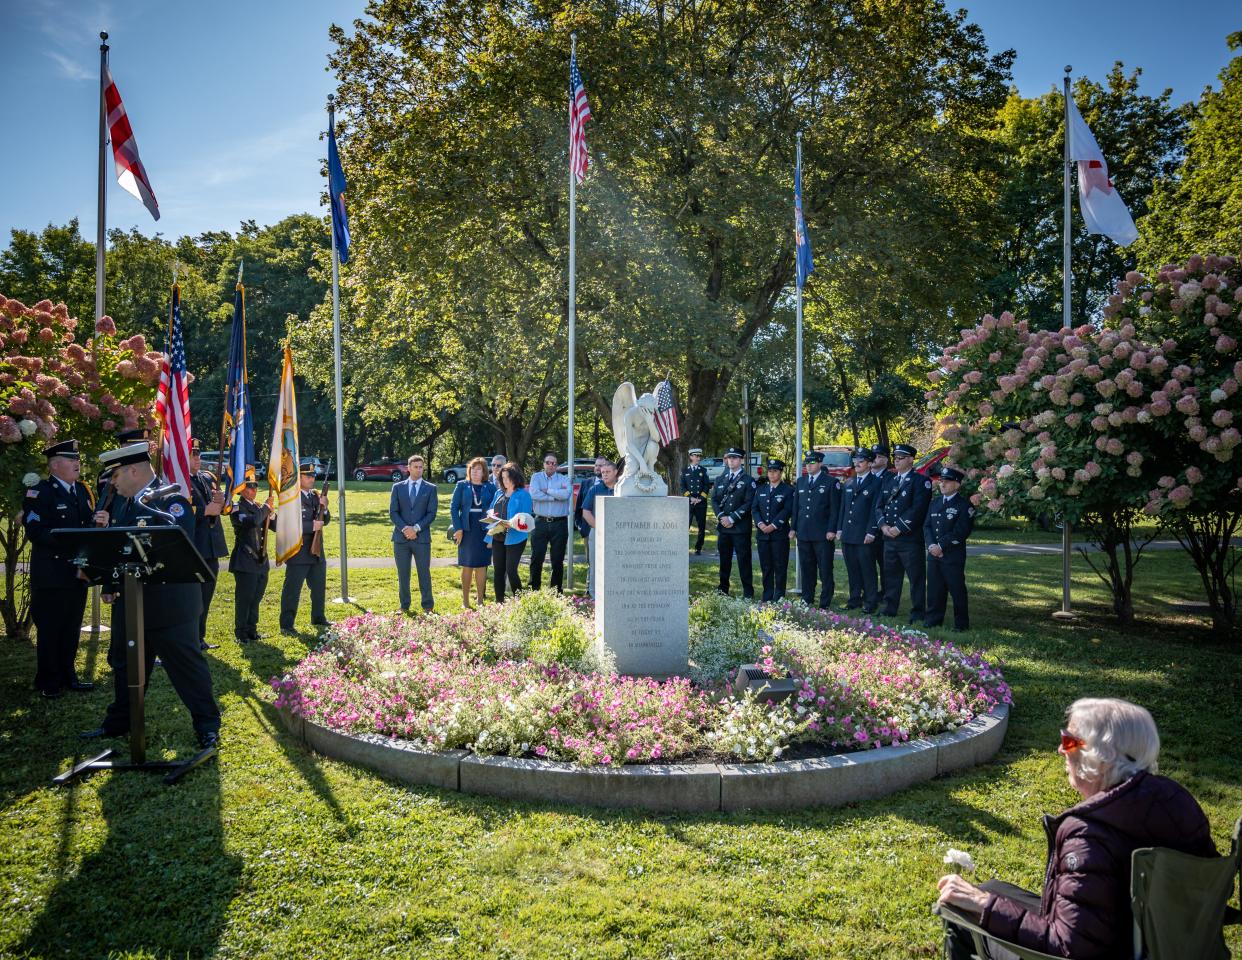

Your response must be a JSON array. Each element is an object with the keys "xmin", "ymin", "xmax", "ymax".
[
  {"xmin": 754, "ymin": 458, "xmax": 794, "ymax": 602},
  {"xmin": 789, "ymin": 450, "xmax": 839, "ymax": 608},
  {"xmin": 681, "ymin": 448, "xmax": 711, "ymax": 554},
  {"xmin": 836, "ymin": 447, "xmax": 880, "ymax": 613},
  {"xmin": 80, "ymin": 442, "xmax": 221, "ymax": 749},
  {"xmin": 276, "ymin": 462, "xmax": 330, "ymax": 636},
  {"xmin": 97, "ymin": 425, "xmax": 149, "ymax": 503},
  {"xmin": 23, "ymin": 439, "xmax": 96, "ymax": 699},
  {"xmin": 188, "ymin": 439, "xmax": 228, "ymax": 651},
  {"xmin": 230, "ymin": 468, "xmax": 273, "ymax": 644},
  {"xmin": 923, "ymin": 465, "xmax": 975, "ymax": 631},
  {"xmin": 873, "ymin": 443, "xmax": 933, "ymax": 624},
  {"xmin": 868, "ymin": 443, "xmax": 893, "ymax": 597},
  {"xmin": 711, "ymin": 447, "xmax": 755, "ymax": 598}
]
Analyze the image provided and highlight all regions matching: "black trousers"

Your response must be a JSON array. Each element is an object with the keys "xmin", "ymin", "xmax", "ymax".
[
  {"xmin": 717, "ymin": 528, "xmax": 753, "ymax": 598},
  {"xmin": 943, "ymin": 880, "xmax": 1039, "ymax": 960},
  {"xmin": 925, "ymin": 554, "xmax": 969, "ymax": 629},
  {"xmin": 198, "ymin": 558, "xmax": 219, "ymax": 643},
  {"xmin": 882, "ymin": 537, "xmax": 926, "ymax": 620},
  {"xmin": 757, "ymin": 538, "xmax": 790, "ymax": 602},
  {"xmin": 870, "ymin": 537, "xmax": 888, "ymax": 598},
  {"xmin": 233, "ymin": 568, "xmax": 269, "ymax": 639},
  {"xmin": 797, "ymin": 537, "xmax": 835, "ymax": 608},
  {"xmin": 32, "ymin": 584, "xmax": 88, "ymax": 692},
  {"xmin": 280, "ymin": 560, "xmax": 327, "ymax": 629},
  {"xmin": 841, "ymin": 541, "xmax": 879, "ymax": 611},
  {"xmin": 101, "ymin": 616, "xmax": 221, "ymax": 738},
  {"xmin": 689, "ymin": 499, "xmax": 707, "ymax": 552},
  {"xmin": 493, "ymin": 539, "xmax": 526, "ymax": 602},
  {"xmin": 528, "ymin": 517, "xmax": 568, "ymax": 592}
]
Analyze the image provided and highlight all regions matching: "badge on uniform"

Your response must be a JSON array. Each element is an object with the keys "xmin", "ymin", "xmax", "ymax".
[
  {"xmin": 169, "ymin": 502, "xmax": 185, "ymax": 518},
  {"xmin": 818, "ymin": 486, "xmax": 826, "ymax": 494},
  {"xmin": 925, "ymin": 480, "xmax": 932, "ymax": 489},
  {"xmin": 26, "ymin": 489, "xmax": 39, "ymax": 498},
  {"xmin": 946, "ymin": 508, "xmax": 957, "ymax": 518},
  {"xmin": 775, "ymin": 495, "xmax": 784, "ymax": 502}
]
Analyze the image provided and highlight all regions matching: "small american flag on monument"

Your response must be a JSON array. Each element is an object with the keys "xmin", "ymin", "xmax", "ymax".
[
  {"xmin": 653, "ymin": 379, "xmax": 680, "ymax": 445},
  {"xmin": 154, "ymin": 285, "xmax": 193, "ymax": 496},
  {"xmin": 569, "ymin": 50, "xmax": 592, "ymax": 185}
]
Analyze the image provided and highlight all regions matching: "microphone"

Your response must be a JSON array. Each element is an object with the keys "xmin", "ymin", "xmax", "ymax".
[{"xmin": 139, "ymin": 482, "xmax": 182, "ymax": 502}]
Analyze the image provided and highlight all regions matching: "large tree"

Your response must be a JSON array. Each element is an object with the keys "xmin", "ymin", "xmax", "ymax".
[{"xmin": 327, "ymin": 0, "xmax": 1013, "ymax": 473}]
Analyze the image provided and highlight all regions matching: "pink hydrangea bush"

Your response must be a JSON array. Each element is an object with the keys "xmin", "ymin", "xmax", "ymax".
[{"xmin": 273, "ymin": 595, "xmax": 1010, "ymax": 767}]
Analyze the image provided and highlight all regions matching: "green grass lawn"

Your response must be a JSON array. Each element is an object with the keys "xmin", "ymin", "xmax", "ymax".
[{"xmin": 1, "ymin": 519, "xmax": 1239, "ymax": 958}]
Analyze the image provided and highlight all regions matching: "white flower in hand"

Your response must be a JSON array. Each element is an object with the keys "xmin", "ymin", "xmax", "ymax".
[{"xmin": 943, "ymin": 848, "xmax": 975, "ymax": 875}]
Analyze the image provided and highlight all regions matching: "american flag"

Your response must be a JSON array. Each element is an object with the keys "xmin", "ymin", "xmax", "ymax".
[
  {"xmin": 155, "ymin": 284, "xmax": 193, "ymax": 497},
  {"xmin": 653, "ymin": 379, "xmax": 680, "ymax": 445},
  {"xmin": 569, "ymin": 50, "xmax": 592, "ymax": 185},
  {"xmin": 103, "ymin": 61, "xmax": 159, "ymax": 221}
]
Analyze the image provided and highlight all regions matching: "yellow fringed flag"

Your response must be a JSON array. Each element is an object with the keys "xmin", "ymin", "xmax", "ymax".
[{"xmin": 267, "ymin": 344, "xmax": 301, "ymax": 564}]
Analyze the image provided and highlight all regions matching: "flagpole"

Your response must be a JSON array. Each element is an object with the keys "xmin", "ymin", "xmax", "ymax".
[
  {"xmin": 1054, "ymin": 65, "xmax": 1076, "ymax": 621},
  {"xmin": 566, "ymin": 33, "xmax": 578, "ymax": 594},
  {"xmin": 328, "ymin": 95, "xmax": 352, "ymax": 604},
  {"xmin": 794, "ymin": 131, "xmax": 805, "ymax": 592},
  {"xmin": 87, "ymin": 31, "xmax": 109, "ymax": 642}
]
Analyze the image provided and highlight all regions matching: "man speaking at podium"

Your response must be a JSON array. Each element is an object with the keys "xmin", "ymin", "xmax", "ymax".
[{"xmin": 79, "ymin": 442, "xmax": 222, "ymax": 750}]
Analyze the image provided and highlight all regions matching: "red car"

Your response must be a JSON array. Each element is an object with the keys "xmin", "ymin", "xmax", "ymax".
[
  {"xmin": 915, "ymin": 446, "xmax": 950, "ymax": 479},
  {"xmin": 815, "ymin": 445, "xmax": 856, "ymax": 480},
  {"xmin": 351, "ymin": 458, "xmax": 410, "ymax": 482}
]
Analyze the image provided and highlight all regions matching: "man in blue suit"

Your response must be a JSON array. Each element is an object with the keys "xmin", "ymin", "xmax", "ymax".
[{"xmin": 390, "ymin": 454, "xmax": 438, "ymax": 614}]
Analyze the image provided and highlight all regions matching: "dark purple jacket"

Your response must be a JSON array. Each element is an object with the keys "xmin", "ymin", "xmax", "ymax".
[{"xmin": 981, "ymin": 770, "xmax": 1216, "ymax": 958}]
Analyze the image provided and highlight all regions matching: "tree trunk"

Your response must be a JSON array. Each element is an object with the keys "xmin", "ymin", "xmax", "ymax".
[
  {"xmin": 1171, "ymin": 510, "xmax": 1241, "ymax": 638},
  {"xmin": 0, "ymin": 516, "xmax": 32, "ymax": 640},
  {"xmin": 1078, "ymin": 508, "xmax": 1157, "ymax": 626}
]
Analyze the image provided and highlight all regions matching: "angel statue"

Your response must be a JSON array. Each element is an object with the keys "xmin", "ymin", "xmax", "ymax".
[{"xmin": 611, "ymin": 382, "xmax": 669, "ymax": 497}]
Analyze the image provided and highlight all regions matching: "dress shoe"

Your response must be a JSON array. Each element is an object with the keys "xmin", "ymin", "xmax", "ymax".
[
  {"xmin": 250, "ymin": 632, "xmax": 266, "ymax": 640},
  {"xmin": 40, "ymin": 688, "xmax": 62, "ymax": 700},
  {"xmin": 79, "ymin": 726, "xmax": 124, "ymax": 740},
  {"xmin": 196, "ymin": 730, "xmax": 220, "ymax": 750},
  {"xmin": 200, "ymin": 641, "xmax": 220, "ymax": 651},
  {"xmin": 236, "ymin": 636, "xmax": 251, "ymax": 644},
  {"xmin": 311, "ymin": 620, "xmax": 330, "ymax": 627},
  {"xmin": 280, "ymin": 629, "xmax": 298, "ymax": 638},
  {"xmin": 68, "ymin": 680, "xmax": 95, "ymax": 692}
]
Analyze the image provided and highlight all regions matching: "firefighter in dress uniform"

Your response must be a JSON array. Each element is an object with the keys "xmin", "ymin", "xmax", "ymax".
[
  {"xmin": 873, "ymin": 443, "xmax": 933, "ymax": 624},
  {"xmin": 922, "ymin": 465, "xmax": 975, "ymax": 631},
  {"xmin": 868, "ymin": 443, "xmax": 893, "ymax": 598},
  {"xmin": 276, "ymin": 463, "xmax": 330, "ymax": 635},
  {"xmin": 230, "ymin": 467, "xmax": 273, "ymax": 643},
  {"xmin": 79, "ymin": 442, "xmax": 221, "ymax": 749},
  {"xmin": 23, "ymin": 439, "xmax": 96, "ymax": 699},
  {"xmin": 711, "ymin": 447, "xmax": 755, "ymax": 598},
  {"xmin": 753, "ymin": 458, "xmax": 794, "ymax": 602},
  {"xmin": 681, "ymin": 448, "xmax": 711, "ymax": 555},
  {"xmin": 188, "ymin": 439, "xmax": 228, "ymax": 651},
  {"xmin": 836, "ymin": 447, "xmax": 881, "ymax": 613},
  {"xmin": 789, "ymin": 450, "xmax": 839, "ymax": 608}
]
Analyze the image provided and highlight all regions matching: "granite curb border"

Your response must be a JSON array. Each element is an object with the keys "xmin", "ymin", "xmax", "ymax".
[{"xmin": 276, "ymin": 702, "xmax": 1009, "ymax": 812}]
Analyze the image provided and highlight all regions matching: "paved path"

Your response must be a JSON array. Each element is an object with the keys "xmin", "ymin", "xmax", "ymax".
[{"xmin": 325, "ymin": 539, "xmax": 1204, "ymax": 569}]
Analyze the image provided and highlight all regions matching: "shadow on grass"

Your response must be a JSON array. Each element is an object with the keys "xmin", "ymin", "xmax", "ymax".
[
  {"xmin": 19, "ymin": 762, "xmax": 240, "ymax": 958},
  {"xmin": 246, "ymin": 697, "xmax": 347, "ymax": 826}
]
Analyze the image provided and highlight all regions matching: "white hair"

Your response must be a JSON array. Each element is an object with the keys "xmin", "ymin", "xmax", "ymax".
[{"xmin": 1066, "ymin": 698, "xmax": 1160, "ymax": 790}]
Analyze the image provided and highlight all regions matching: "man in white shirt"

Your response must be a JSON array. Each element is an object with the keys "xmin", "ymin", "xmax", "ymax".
[
  {"xmin": 390, "ymin": 454, "xmax": 438, "ymax": 613},
  {"xmin": 528, "ymin": 453, "xmax": 572, "ymax": 592}
]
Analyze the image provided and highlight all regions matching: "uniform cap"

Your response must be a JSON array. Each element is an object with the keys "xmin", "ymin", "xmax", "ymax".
[
  {"xmin": 852, "ymin": 447, "xmax": 874, "ymax": 462},
  {"xmin": 871, "ymin": 443, "xmax": 890, "ymax": 457},
  {"xmin": 766, "ymin": 458, "xmax": 785, "ymax": 471},
  {"xmin": 114, "ymin": 426, "xmax": 149, "ymax": 444},
  {"xmin": 243, "ymin": 466, "xmax": 259, "ymax": 487},
  {"xmin": 688, "ymin": 448, "xmax": 703, "ymax": 456},
  {"xmin": 299, "ymin": 462, "xmax": 317, "ymax": 475},
  {"xmin": 725, "ymin": 447, "xmax": 745, "ymax": 458},
  {"xmin": 43, "ymin": 438, "xmax": 80, "ymax": 459},
  {"xmin": 190, "ymin": 437, "xmax": 202, "ymax": 454},
  {"xmin": 938, "ymin": 465, "xmax": 965, "ymax": 483},
  {"xmin": 803, "ymin": 450, "xmax": 824, "ymax": 464},
  {"xmin": 893, "ymin": 443, "xmax": 918, "ymax": 458},
  {"xmin": 99, "ymin": 442, "xmax": 151, "ymax": 468}
]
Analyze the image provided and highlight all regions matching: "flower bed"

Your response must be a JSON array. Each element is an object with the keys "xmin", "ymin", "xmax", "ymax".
[{"xmin": 272, "ymin": 593, "xmax": 1010, "ymax": 768}]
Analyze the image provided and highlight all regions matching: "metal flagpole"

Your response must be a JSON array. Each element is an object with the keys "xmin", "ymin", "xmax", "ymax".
[
  {"xmin": 1054, "ymin": 66, "xmax": 1076, "ymax": 621},
  {"xmin": 328, "ymin": 95, "xmax": 353, "ymax": 604},
  {"xmin": 794, "ymin": 131, "xmax": 805, "ymax": 592},
  {"xmin": 566, "ymin": 33, "xmax": 578, "ymax": 593},
  {"xmin": 85, "ymin": 31, "xmax": 110, "ymax": 640}
]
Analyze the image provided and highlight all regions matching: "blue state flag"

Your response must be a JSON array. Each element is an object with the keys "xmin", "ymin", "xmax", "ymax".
[
  {"xmin": 328, "ymin": 121, "xmax": 351, "ymax": 264},
  {"xmin": 221, "ymin": 282, "xmax": 254, "ymax": 504},
  {"xmin": 795, "ymin": 151, "xmax": 814, "ymax": 290}
]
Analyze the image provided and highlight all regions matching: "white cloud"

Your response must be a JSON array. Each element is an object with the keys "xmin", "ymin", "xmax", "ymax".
[{"xmin": 45, "ymin": 50, "xmax": 93, "ymax": 81}]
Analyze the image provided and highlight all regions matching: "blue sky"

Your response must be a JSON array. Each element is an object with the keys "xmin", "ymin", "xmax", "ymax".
[{"xmin": 0, "ymin": 0, "xmax": 1237, "ymax": 244}]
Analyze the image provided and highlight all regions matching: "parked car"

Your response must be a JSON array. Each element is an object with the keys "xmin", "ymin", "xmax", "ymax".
[
  {"xmin": 352, "ymin": 458, "xmax": 410, "ymax": 482},
  {"xmin": 701, "ymin": 457, "xmax": 726, "ymax": 481},
  {"xmin": 915, "ymin": 446, "xmax": 950, "ymax": 480},
  {"xmin": 198, "ymin": 450, "xmax": 224, "ymax": 475},
  {"xmin": 556, "ymin": 461, "xmax": 598, "ymax": 481},
  {"xmin": 815, "ymin": 445, "xmax": 855, "ymax": 481},
  {"xmin": 441, "ymin": 455, "xmax": 506, "ymax": 483},
  {"xmin": 300, "ymin": 456, "xmax": 336, "ymax": 481}
]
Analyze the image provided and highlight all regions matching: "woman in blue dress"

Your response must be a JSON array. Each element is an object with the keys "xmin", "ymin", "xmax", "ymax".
[{"xmin": 450, "ymin": 457, "xmax": 495, "ymax": 609}]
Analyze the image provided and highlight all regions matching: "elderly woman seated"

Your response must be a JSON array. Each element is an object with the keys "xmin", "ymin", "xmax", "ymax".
[{"xmin": 937, "ymin": 697, "xmax": 1217, "ymax": 959}]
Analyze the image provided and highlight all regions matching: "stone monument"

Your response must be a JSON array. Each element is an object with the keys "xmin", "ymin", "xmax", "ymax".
[{"xmin": 594, "ymin": 382, "xmax": 688, "ymax": 676}]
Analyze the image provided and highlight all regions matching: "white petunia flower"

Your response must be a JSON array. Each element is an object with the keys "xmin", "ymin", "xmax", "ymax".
[{"xmin": 944, "ymin": 848, "xmax": 976, "ymax": 873}]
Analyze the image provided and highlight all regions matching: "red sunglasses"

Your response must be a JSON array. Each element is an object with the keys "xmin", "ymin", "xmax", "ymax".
[{"xmin": 1060, "ymin": 729, "xmax": 1086, "ymax": 753}]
